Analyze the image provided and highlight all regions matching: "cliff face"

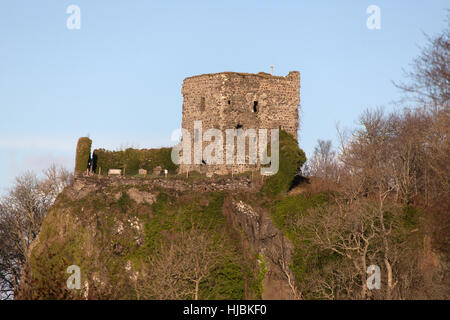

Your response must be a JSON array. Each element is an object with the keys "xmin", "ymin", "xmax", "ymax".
[
  {"xmin": 223, "ymin": 198, "xmax": 296, "ymax": 299},
  {"xmin": 18, "ymin": 175, "xmax": 295, "ymax": 300}
]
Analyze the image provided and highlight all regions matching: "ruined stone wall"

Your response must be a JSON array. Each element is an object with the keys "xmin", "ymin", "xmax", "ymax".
[
  {"xmin": 71, "ymin": 176, "xmax": 257, "ymax": 199},
  {"xmin": 180, "ymin": 71, "xmax": 300, "ymax": 175}
]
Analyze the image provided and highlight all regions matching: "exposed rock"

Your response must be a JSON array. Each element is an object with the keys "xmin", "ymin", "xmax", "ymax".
[
  {"xmin": 67, "ymin": 179, "xmax": 99, "ymax": 200},
  {"xmin": 224, "ymin": 197, "xmax": 296, "ymax": 300},
  {"xmin": 127, "ymin": 188, "xmax": 157, "ymax": 204}
]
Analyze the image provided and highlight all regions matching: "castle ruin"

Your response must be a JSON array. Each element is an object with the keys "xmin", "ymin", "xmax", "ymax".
[{"xmin": 179, "ymin": 70, "xmax": 301, "ymax": 175}]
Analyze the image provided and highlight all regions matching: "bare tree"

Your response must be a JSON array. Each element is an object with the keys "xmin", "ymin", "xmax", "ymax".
[
  {"xmin": 137, "ymin": 224, "xmax": 226, "ymax": 300},
  {"xmin": 301, "ymin": 201, "xmax": 379, "ymax": 299},
  {"xmin": 0, "ymin": 165, "xmax": 72, "ymax": 299},
  {"xmin": 290, "ymin": 16, "xmax": 449, "ymax": 300},
  {"xmin": 394, "ymin": 16, "xmax": 449, "ymax": 108},
  {"xmin": 394, "ymin": 18, "xmax": 449, "ymax": 266},
  {"xmin": 339, "ymin": 109, "xmax": 400, "ymax": 299},
  {"xmin": 304, "ymin": 139, "xmax": 341, "ymax": 182}
]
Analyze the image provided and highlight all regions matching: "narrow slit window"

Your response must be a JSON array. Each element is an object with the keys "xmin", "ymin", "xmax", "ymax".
[
  {"xmin": 200, "ymin": 97, "xmax": 205, "ymax": 112},
  {"xmin": 253, "ymin": 101, "xmax": 258, "ymax": 112}
]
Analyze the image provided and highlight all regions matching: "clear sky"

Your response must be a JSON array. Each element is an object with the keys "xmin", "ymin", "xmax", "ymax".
[{"xmin": 0, "ymin": 0, "xmax": 448, "ymax": 192}]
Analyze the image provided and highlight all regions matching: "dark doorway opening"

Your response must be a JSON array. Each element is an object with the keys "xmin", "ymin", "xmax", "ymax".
[{"xmin": 253, "ymin": 101, "xmax": 258, "ymax": 112}]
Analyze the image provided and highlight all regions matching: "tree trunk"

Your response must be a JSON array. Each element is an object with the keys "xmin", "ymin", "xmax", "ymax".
[
  {"xmin": 194, "ymin": 280, "xmax": 199, "ymax": 300},
  {"xmin": 378, "ymin": 193, "xmax": 393, "ymax": 300},
  {"xmin": 384, "ymin": 258, "xmax": 393, "ymax": 300}
]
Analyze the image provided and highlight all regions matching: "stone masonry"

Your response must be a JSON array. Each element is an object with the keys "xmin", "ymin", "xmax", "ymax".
[{"xmin": 179, "ymin": 71, "xmax": 300, "ymax": 175}]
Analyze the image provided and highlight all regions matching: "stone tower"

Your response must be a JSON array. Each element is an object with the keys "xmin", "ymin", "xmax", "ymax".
[{"xmin": 179, "ymin": 71, "xmax": 300, "ymax": 175}]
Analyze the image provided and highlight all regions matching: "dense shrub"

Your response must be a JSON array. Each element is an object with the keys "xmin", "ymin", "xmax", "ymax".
[
  {"xmin": 92, "ymin": 147, "xmax": 177, "ymax": 175},
  {"xmin": 74, "ymin": 137, "xmax": 92, "ymax": 172},
  {"xmin": 262, "ymin": 130, "xmax": 306, "ymax": 196}
]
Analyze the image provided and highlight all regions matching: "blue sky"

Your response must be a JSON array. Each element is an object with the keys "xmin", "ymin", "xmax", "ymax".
[{"xmin": 0, "ymin": 0, "xmax": 448, "ymax": 192}]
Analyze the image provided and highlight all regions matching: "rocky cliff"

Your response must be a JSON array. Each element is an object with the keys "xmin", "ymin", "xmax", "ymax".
[{"xmin": 18, "ymin": 175, "xmax": 296, "ymax": 300}]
